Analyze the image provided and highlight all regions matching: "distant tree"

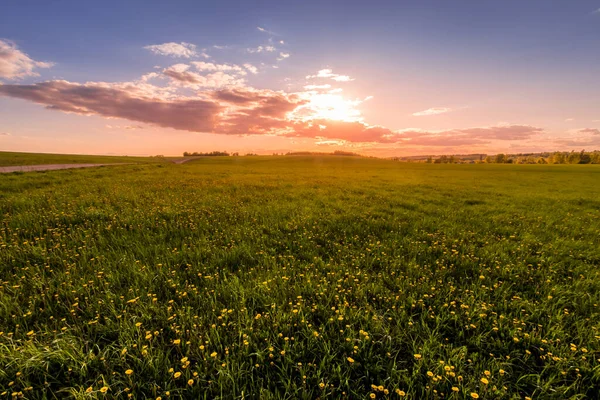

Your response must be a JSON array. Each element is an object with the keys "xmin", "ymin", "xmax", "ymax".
[
  {"xmin": 495, "ymin": 153, "xmax": 506, "ymax": 163},
  {"xmin": 579, "ymin": 150, "xmax": 591, "ymax": 164},
  {"xmin": 567, "ymin": 151, "xmax": 580, "ymax": 164}
]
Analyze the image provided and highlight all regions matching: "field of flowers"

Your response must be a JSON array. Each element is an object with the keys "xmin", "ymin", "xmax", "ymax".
[{"xmin": 0, "ymin": 156, "xmax": 599, "ymax": 399}]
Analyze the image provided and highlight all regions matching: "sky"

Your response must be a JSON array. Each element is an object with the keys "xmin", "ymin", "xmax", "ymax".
[{"xmin": 1, "ymin": 0, "xmax": 599, "ymax": 157}]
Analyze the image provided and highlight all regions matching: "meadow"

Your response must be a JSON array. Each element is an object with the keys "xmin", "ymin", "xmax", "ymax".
[
  {"xmin": 0, "ymin": 156, "xmax": 599, "ymax": 399},
  {"xmin": 0, "ymin": 152, "xmax": 160, "ymax": 167}
]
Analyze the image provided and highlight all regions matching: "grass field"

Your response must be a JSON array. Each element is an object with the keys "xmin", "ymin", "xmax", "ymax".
[
  {"xmin": 0, "ymin": 152, "xmax": 160, "ymax": 167},
  {"xmin": 0, "ymin": 156, "xmax": 599, "ymax": 399}
]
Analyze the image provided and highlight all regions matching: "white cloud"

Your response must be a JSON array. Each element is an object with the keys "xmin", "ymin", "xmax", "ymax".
[
  {"xmin": 0, "ymin": 132, "xmax": 10, "ymax": 136},
  {"xmin": 247, "ymin": 45, "xmax": 277, "ymax": 53},
  {"xmin": 144, "ymin": 42, "xmax": 198, "ymax": 58},
  {"xmin": 412, "ymin": 107, "xmax": 452, "ymax": 117},
  {"xmin": 306, "ymin": 68, "xmax": 354, "ymax": 82},
  {"xmin": 277, "ymin": 52, "xmax": 290, "ymax": 61},
  {"xmin": 593, "ymin": 8, "xmax": 600, "ymax": 14},
  {"xmin": 0, "ymin": 39, "xmax": 54, "ymax": 80},
  {"xmin": 192, "ymin": 61, "xmax": 245, "ymax": 74},
  {"xmin": 303, "ymin": 84, "xmax": 331, "ymax": 90},
  {"xmin": 257, "ymin": 26, "xmax": 277, "ymax": 35},
  {"xmin": 564, "ymin": 118, "xmax": 574, "ymax": 122},
  {"xmin": 243, "ymin": 63, "xmax": 258, "ymax": 74}
]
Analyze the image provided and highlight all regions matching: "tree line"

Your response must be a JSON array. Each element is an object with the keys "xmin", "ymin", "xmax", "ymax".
[{"xmin": 425, "ymin": 150, "xmax": 600, "ymax": 164}]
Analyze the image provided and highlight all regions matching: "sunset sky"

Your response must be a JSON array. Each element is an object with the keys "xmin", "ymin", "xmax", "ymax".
[{"xmin": 1, "ymin": 1, "xmax": 599, "ymax": 156}]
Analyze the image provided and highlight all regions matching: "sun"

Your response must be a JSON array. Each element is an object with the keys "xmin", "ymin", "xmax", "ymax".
[{"xmin": 291, "ymin": 93, "xmax": 364, "ymax": 122}]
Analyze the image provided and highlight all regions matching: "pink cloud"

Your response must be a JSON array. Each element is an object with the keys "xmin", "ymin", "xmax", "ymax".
[
  {"xmin": 0, "ymin": 77, "xmax": 546, "ymax": 147},
  {"xmin": 0, "ymin": 39, "xmax": 54, "ymax": 80},
  {"xmin": 0, "ymin": 80, "xmax": 222, "ymax": 132}
]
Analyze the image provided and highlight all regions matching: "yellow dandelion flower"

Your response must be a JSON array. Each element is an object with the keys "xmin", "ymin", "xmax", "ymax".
[
  {"xmin": 414, "ymin": 354, "xmax": 422, "ymax": 360},
  {"xmin": 125, "ymin": 369, "xmax": 133, "ymax": 375},
  {"xmin": 187, "ymin": 379, "xmax": 194, "ymax": 386},
  {"xmin": 396, "ymin": 389, "xmax": 406, "ymax": 396},
  {"xmin": 480, "ymin": 378, "xmax": 489, "ymax": 385},
  {"xmin": 210, "ymin": 352, "xmax": 218, "ymax": 358},
  {"xmin": 427, "ymin": 371, "xmax": 434, "ymax": 377},
  {"xmin": 100, "ymin": 386, "xmax": 109, "ymax": 393},
  {"xmin": 319, "ymin": 383, "xmax": 325, "ymax": 389},
  {"xmin": 173, "ymin": 339, "xmax": 181, "ymax": 345},
  {"xmin": 470, "ymin": 393, "xmax": 479, "ymax": 399},
  {"xmin": 85, "ymin": 387, "xmax": 93, "ymax": 393},
  {"xmin": 369, "ymin": 394, "xmax": 376, "ymax": 399},
  {"xmin": 173, "ymin": 371, "xmax": 181, "ymax": 379},
  {"xmin": 452, "ymin": 387, "xmax": 459, "ymax": 392}
]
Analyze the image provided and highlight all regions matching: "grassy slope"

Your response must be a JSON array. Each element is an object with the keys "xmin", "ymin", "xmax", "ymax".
[
  {"xmin": 0, "ymin": 151, "xmax": 161, "ymax": 166},
  {"xmin": 0, "ymin": 157, "xmax": 599, "ymax": 399}
]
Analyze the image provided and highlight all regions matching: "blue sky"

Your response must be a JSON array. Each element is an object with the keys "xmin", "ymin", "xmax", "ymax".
[{"xmin": 1, "ymin": 1, "xmax": 599, "ymax": 155}]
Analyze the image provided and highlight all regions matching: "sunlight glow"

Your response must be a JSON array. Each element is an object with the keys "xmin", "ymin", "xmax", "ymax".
[{"xmin": 292, "ymin": 93, "xmax": 364, "ymax": 122}]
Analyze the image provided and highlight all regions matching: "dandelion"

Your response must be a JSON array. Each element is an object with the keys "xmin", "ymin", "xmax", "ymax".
[
  {"xmin": 173, "ymin": 339, "xmax": 181, "ymax": 345},
  {"xmin": 173, "ymin": 371, "xmax": 181, "ymax": 379},
  {"xmin": 187, "ymin": 379, "xmax": 194, "ymax": 386},
  {"xmin": 347, "ymin": 357, "xmax": 355, "ymax": 363},
  {"xmin": 480, "ymin": 377, "xmax": 489, "ymax": 385},
  {"xmin": 452, "ymin": 387, "xmax": 459, "ymax": 392},
  {"xmin": 86, "ymin": 387, "xmax": 93, "ymax": 393},
  {"xmin": 125, "ymin": 369, "xmax": 133, "ymax": 375},
  {"xmin": 369, "ymin": 394, "xmax": 376, "ymax": 399},
  {"xmin": 319, "ymin": 383, "xmax": 325, "ymax": 389},
  {"xmin": 414, "ymin": 354, "xmax": 422, "ymax": 360},
  {"xmin": 470, "ymin": 393, "xmax": 479, "ymax": 399},
  {"xmin": 100, "ymin": 386, "xmax": 109, "ymax": 393},
  {"xmin": 396, "ymin": 389, "xmax": 406, "ymax": 396},
  {"xmin": 499, "ymin": 369, "xmax": 505, "ymax": 375},
  {"xmin": 210, "ymin": 352, "xmax": 217, "ymax": 358}
]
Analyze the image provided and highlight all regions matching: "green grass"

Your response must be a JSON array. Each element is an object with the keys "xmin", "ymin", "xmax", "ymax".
[
  {"xmin": 0, "ymin": 151, "xmax": 162, "ymax": 167},
  {"xmin": 0, "ymin": 156, "xmax": 599, "ymax": 399}
]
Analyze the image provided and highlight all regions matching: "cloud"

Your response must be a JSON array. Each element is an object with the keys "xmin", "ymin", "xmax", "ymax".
[
  {"xmin": 257, "ymin": 26, "xmax": 277, "ymax": 35},
  {"xmin": 564, "ymin": 118, "xmax": 574, "ymax": 122},
  {"xmin": 0, "ymin": 132, "xmax": 10, "ymax": 136},
  {"xmin": 247, "ymin": 45, "xmax": 277, "ymax": 53},
  {"xmin": 163, "ymin": 64, "xmax": 245, "ymax": 88},
  {"xmin": 144, "ymin": 42, "xmax": 198, "ymax": 58},
  {"xmin": 0, "ymin": 80, "xmax": 223, "ymax": 132},
  {"xmin": 593, "ymin": 8, "xmax": 600, "ymax": 14},
  {"xmin": 0, "ymin": 39, "xmax": 54, "ymax": 80},
  {"xmin": 288, "ymin": 119, "xmax": 396, "ymax": 143},
  {"xmin": 243, "ymin": 63, "xmax": 258, "ymax": 74},
  {"xmin": 0, "ymin": 80, "xmax": 305, "ymax": 136},
  {"xmin": 578, "ymin": 128, "xmax": 600, "ymax": 135},
  {"xmin": 105, "ymin": 124, "xmax": 145, "ymax": 130},
  {"xmin": 412, "ymin": 107, "xmax": 452, "ymax": 117},
  {"xmin": 306, "ymin": 68, "xmax": 354, "ymax": 82},
  {"xmin": 191, "ymin": 61, "xmax": 245, "ymax": 74},
  {"xmin": 303, "ymin": 84, "xmax": 332, "ymax": 90},
  {"xmin": 277, "ymin": 52, "xmax": 290, "ymax": 61}
]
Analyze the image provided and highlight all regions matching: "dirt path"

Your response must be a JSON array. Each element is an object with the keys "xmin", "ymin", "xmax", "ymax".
[{"xmin": 0, "ymin": 163, "xmax": 127, "ymax": 173}]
